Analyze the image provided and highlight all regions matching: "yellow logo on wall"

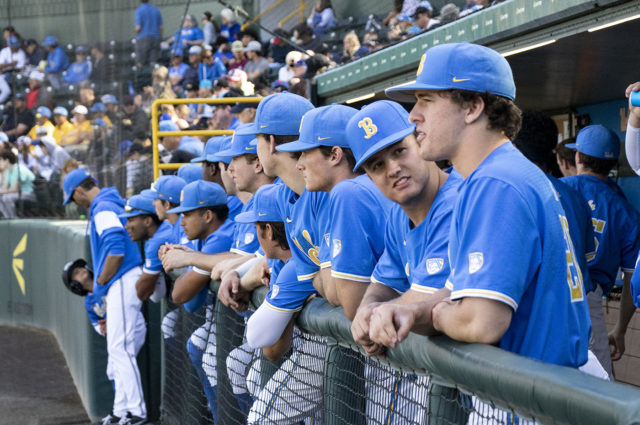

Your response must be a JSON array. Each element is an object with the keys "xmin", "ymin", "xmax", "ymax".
[{"xmin": 12, "ymin": 234, "xmax": 28, "ymax": 296}]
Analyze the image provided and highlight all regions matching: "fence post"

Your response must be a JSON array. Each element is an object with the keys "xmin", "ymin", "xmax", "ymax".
[
  {"xmin": 427, "ymin": 381, "xmax": 469, "ymax": 425},
  {"xmin": 323, "ymin": 339, "xmax": 366, "ymax": 425}
]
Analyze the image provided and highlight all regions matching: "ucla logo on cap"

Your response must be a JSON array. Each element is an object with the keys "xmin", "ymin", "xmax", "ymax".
[
  {"xmin": 358, "ymin": 117, "xmax": 378, "ymax": 139},
  {"xmin": 180, "ymin": 190, "xmax": 184, "ymax": 202},
  {"xmin": 468, "ymin": 252, "xmax": 484, "ymax": 274},
  {"xmin": 426, "ymin": 258, "xmax": 444, "ymax": 275}
]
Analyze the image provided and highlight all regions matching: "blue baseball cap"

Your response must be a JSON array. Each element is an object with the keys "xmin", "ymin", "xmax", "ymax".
[
  {"xmin": 62, "ymin": 168, "xmax": 95, "ymax": 205},
  {"xmin": 119, "ymin": 194, "xmax": 156, "ymax": 218},
  {"xmin": 200, "ymin": 79, "xmax": 213, "ymax": 89},
  {"xmin": 276, "ymin": 105, "xmax": 357, "ymax": 152},
  {"xmin": 386, "ymin": 42, "xmax": 516, "ymax": 102},
  {"xmin": 0, "ymin": 132, "xmax": 9, "ymax": 143},
  {"xmin": 234, "ymin": 92, "xmax": 314, "ymax": 136},
  {"xmin": 145, "ymin": 175, "xmax": 187, "ymax": 203},
  {"xmin": 217, "ymin": 124, "xmax": 258, "ymax": 157},
  {"xmin": 53, "ymin": 106, "xmax": 68, "ymax": 116},
  {"xmin": 101, "ymin": 94, "xmax": 118, "ymax": 105},
  {"xmin": 191, "ymin": 136, "xmax": 231, "ymax": 163},
  {"xmin": 159, "ymin": 120, "xmax": 179, "ymax": 132},
  {"xmin": 167, "ymin": 180, "xmax": 227, "ymax": 214},
  {"xmin": 235, "ymin": 184, "xmax": 283, "ymax": 223},
  {"xmin": 42, "ymin": 36, "xmax": 58, "ymax": 46},
  {"xmin": 36, "ymin": 106, "xmax": 51, "ymax": 118},
  {"xmin": 7, "ymin": 36, "xmax": 20, "ymax": 48},
  {"xmin": 90, "ymin": 102, "xmax": 106, "ymax": 112},
  {"xmin": 566, "ymin": 125, "xmax": 620, "ymax": 160},
  {"xmin": 177, "ymin": 163, "xmax": 203, "ymax": 183},
  {"xmin": 346, "ymin": 100, "xmax": 416, "ymax": 171}
]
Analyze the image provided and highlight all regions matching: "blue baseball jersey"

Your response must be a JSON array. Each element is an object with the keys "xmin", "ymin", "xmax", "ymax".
[
  {"xmin": 85, "ymin": 292, "xmax": 106, "ymax": 327},
  {"xmin": 319, "ymin": 174, "xmax": 393, "ymax": 282},
  {"xmin": 63, "ymin": 61, "xmax": 91, "ymax": 83},
  {"xmin": 228, "ymin": 195, "xmax": 243, "ymax": 220},
  {"xmin": 562, "ymin": 174, "xmax": 640, "ymax": 293},
  {"xmin": 171, "ymin": 26, "xmax": 204, "ymax": 52},
  {"xmin": 89, "ymin": 188, "xmax": 143, "ymax": 297},
  {"xmin": 447, "ymin": 143, "xmax": 590, "ymax": 368},
  {"xmin": 264, "ymin": 259, "xmax": 317, "ymax": 312},
  {"xmin": 135, "ymin": 2, "xmax": 163, "ymax": 39},
  {"xmin": 172, "ymin": 215, "xmax": 190, "ymax": 246},
  {"xmin": 143, "ymin": 220, "xmax": 174, "ymax": 275},
  {"xmin": 230, "ymin": 195, "xmax": 260, "ymax": 255},
  {"xmin": 44, "ymin": 46, "xmax": 69, "ymax": 73},
  {"xmin": 255, "ymin": 247, "xmax": 286, "ymax": 286},
  {"xmin": 372, "ymin": 170, "xmax": 460, "ymax": 294},
  {"xmin": 547, "ymin": 175, "xmax": 596, "ymax": 293},
  {"xmin": 273, "ymin": 184, "xmax": 330, "ymax": 281}
]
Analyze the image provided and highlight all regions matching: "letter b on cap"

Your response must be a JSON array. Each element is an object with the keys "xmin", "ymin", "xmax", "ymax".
[{"xmin": 358, "ymin": 117, "xmax": 378, "ymax": 139}]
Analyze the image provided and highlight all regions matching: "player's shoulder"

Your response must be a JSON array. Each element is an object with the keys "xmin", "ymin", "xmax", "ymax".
[{"xmin": 332, "ymin": 174, "xmax": 392, "ymax": 208}]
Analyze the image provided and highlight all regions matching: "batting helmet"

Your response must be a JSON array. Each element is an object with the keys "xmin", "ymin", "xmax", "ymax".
[{"xmin": 61, "ymin": 259, "xmax": 92, "ymax": 296}]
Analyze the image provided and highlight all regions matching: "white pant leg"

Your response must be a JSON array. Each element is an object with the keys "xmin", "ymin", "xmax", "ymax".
[
  {"xmin": 468, "ymin": 398, "xmax": 537, "ymax": 425},
  {"xmin": 579, "ymin": 349, "xmax": 610, "ymax": 380},
  {"xmin": 227, "ymin": 342, "xmax": 258, "ymax": 394},
  {"xmin": 247, "ymin": 358, "xmax": 262, "ymax": 399},
  {"xmin": 161, "ymin": 309, "xmax": 179, "ymax": 339},
  {"xmin": 0, "ymin": 74, "xmax": 10, "ymax": 104},
  {"xmin": 202, "ymin": 322, "xmax": 218, "ymax": 388},
  {"xmin": 149, "ymin": 274, "xmax": 166, "ymax": 303},
  {"xmin": 106, "ymin": 267, "xmax": 147, "ymax": 418},
  {"xmin": 247, "ymin": 336, "xmax": 326, "ymax": 425},
  {"xmin": 133, "ymin": 311, "xmax": 147, "ymax": 355},
  {"xmin": 587, "ymin": 287, "xmax": 613, "ymax": 378}
]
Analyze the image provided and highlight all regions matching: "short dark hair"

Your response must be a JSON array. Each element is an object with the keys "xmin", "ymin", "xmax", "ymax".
[
  {"xmin": 242, "ymin": 153, "xmax": 259, "ymax": 163},
  {"xmin": 78, "ymin": 176, "xmax": 97, "ymax": 191},
  {"xmin": 513, "ymin": 110, "xmax": 561, "ymax": 177},
  {"xmin": 256, "ymin": 221, "xmax": 289, "ymax": 250},
  {"xmin": 163, "ymin": 200, "xmax": 180, "ymax": 209},
  {"xmin": 292, "ymin": 23, "xmax": 313, "ymax": 40},
  {"xmin": 579, "ymin": 152, "xmax": 617, "ymax": 176},
  {"xmin": 200, "ymin": 204, "xmax": 229, "ymax": 222},
  {"xmin": 441, "ymin": 90, "xmax": 522, "ymax": 140},
  {"xmin": 140, "ymin": 213, "xmax": 162, "ymax": 227},
  {"xmin": 554, "ymin": 138, "xmax": 576, "ymax": 167},
  {"xmin": 317, "ymin": 146, "xmax": 359, "ymax": 173},
  {"xmin": 0, "ymin": 149, "xmax": 17, "ymax": 164}
]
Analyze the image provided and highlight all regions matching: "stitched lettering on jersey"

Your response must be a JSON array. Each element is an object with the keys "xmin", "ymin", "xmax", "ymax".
[{"xmin": 292, "ymin": 229, "xmax": 320, "ymax": 265}]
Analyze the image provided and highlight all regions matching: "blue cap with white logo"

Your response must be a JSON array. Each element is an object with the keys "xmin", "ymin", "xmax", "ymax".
[
  {"xmin": 235, "ymin": 184, "xmax": 282, "ymax": 223},
  {"xmin": 159, "ymin": 120, "xmax": 179, "ymax": 132},
  {"xmin": 7, "ymin": 36, "xmax": 20, "ymax": 48},
  {"xmin": 143, "ymin": 175, "xmax": 187, "ymax": 203},
  {"xmin": 386, "ymin": 42, "xmax": 516, "ymax": 102},
  {"xmin": 191, "ymin": 136, "xmax": 231, "ymax": 164},
  {"xmin": 177, "ymin": 163, "xmax": 203, "ymax": 183},
  {"xmin": 90, "ymin": 102, "xmax": 106, "ymax": 112},
  {"xmin": 36, "ymin": 106, "xmax": 51, "ymax": 118},
  {"xmin": 566, "ymin": 125, "xmax": 620, "ymax": 160},
  {"xmin": 62, "ymin": 168, "xmax": 95, "ymax": 205},
  {"xmin": 167, "ymin": 180, "xmax": 227, "ymax": 214},
  {"xmin": 119, "ymin": 194, "xmax": 156, "ymax": 218},
  {"xmin": 53, "ymin": 106, "xmax": 68, "ymax": 117},
  {"xmin": 346, "ymin": 100, "xmax": 416, "ymax": 171},
  {"xmin": 42, "ymin": 36, "xmax": 58, "ymax": 46},
  {"xmin": 234, "ymin": 92, "xmax": 313, "ymax": 136},
  {"xmin": 101, "ymin": 94, "xmax": 118, "ymax": 105},
  {"xmin": 276, "ymin": 105, "xmax": 358, "ymax": 153},
  {"xmin": 217, "ymin": 123, "xmax": 258, "ymax": 158}
]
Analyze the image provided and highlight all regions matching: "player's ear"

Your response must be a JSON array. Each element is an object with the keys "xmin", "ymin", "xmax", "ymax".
[
  {"xmin": 265, "ymin": 223, "xmax": 274, "ymax": 241},
  {"xmin": 331, "ymin": 146, "xmax": 343, "ymax": 164},
  {"xmin": 463, "ymin": 95, "xmax": 486, "ymax": 125},
  {"xmin": 269, "ymin": 135, "xmax": 277, "ymax": 154}
]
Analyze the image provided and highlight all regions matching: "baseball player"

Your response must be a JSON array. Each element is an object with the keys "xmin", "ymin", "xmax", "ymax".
[
  {"xmin": 62, "ymin": 168, "xmax": 148, "ymax": 425},
  {"xmin": 561, "ymin": 126, "xmax": 640, "ymax": 367},
  {"xmin": 369, "ymin": 42, "xmax": 591, "ymax": 368}
]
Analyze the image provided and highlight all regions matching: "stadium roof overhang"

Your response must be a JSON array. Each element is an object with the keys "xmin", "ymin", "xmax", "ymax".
[{"xmin": 314, "ymin": 0, "xmax": 640, "ymax": 113}]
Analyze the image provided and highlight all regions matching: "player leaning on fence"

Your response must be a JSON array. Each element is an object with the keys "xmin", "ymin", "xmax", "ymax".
[{"xmin": 368, "ymin": 42, "xmax": 591, "ymax": 369}]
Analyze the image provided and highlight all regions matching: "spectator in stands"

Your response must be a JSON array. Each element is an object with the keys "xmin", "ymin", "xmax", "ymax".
[
  {"xmin": 211, "ymin": 94, "xmax": 239, "ymax": 130},
  {"xmin": 227, "ymin": 69, "xmax": 253, "ymax": 96},
  {"xmin": 28, "ymin": 106, "xmax": 55, "ymax": 140},
  {"xmin": 278, "ymin": 50, "xmax": 304, "ymax": 83},
  {"xmin": 42, "ymin": 36, "xmax": 69, "ymax": 89},
  {"xmin": 101, "ymin": 94, "xmax": 120, "ymax": 123},
  {"xmin": 90, "ymin": 103, "xmax": 112, "ymax": 128},
  {"xmin": 267, "ymin": 28, "xmax": 292, "ymax": 65},
  {"xmin": 183, "ymin": 45, "xmax": 203, "ymax": 88},
  {"xmin": 61, "ymin": 105, "xmax": 93, "ymax": 147},
  {"xmin": 121, "ymin": 95, "xmax": 149, "ymax": 143},
  {"xmin": 243, "ymin": 41, "xmax": 270, "ymax": 82},
  {"xmin": 214, "ymin": 36, "xmax": 234, "ymax": 66},
  {"xmin": 220, "ymin": 8, "xmax": 241, "ymax": 42},
  {"xmin": 555, "ymin": 138, "xmax": 578, "ymax": 177},
  {"xmin": 90, "ymin": 43, "xmax": 112, "ymax": 83},
  {"xmin": 202, "ymin": 12, "xmax": 219, "ymax": 46},
  {"xmin": 342, "ymin": 32, "xmax": 369, "ymax": 63},
  {"xmin": 151, "ymin": 66, "xmax": 176, "ymax": 100},
  {"xmin": 199, "ymin": 48, "xmax": 226, "ymax": 82},
  {"xmin": 78, "ymin": 86, "xmax": 95, "ymax": 109},
  {"xmin": 0, "ymin": 149, "xmax": 36, "ymax": 218},
  {"xmin": 438, "ymin": 3, "xmax": 460, "ymax": 25},
  {"xmin": 53, "ymin": 106, "xmax": 74, "ymax": 145},
  {"xmin": 26, "ymin": 70, "xmax": 47, "ymax": 109},
  {"xmin": 2, "ymin": 26, "xmax": 22, "ymax": 47},
  {"xmin": 124, "ymin": 143, "xmax": 145, "ymax": 197},
  {"xmin": 0, "ymin": 35, "xmax": 26, "ymax": 103},
  {"xmin": 30, "ymin": 126, "xmax": 70, "ymax": 180},
  {"xmin": 407, "ymin": 5, "xmax": 439, "ymax": 34},
  {"xmin": 24, "ymin": 39, "xmax": 46, "ymax": 72},
  {"xmin": 291, "ymin": 23, "xmax": 323, "ymax": 54},
  {"xmin": 239, "ymin": 29, "xmax": 260, "ymax": 48},
  {"xmin": 463, "ymin": 0, "xmax": 477, "ymax": 10},
  {"xmin": 2, "ymin": 93, "xmax": 34, "ymax": 141},
  {"xmin": 230, "ymin": 100, "xmax": 258, "ymax": 125},
  {"xmin": 383, "ymin": 0, "xmax": 433, "ymax": 27},
  {"xmin": 134, "ymin": 0, "xmax": 163, "ymax": 66},
  {"xmin": 168, "ymin": 52, "xmax": 188, "ymax": 92},
  {"xmin": 460, "ymin": 0, "xmax": 491, "ymax": 15},
  {"xmin": 362, "ymin": 30, "xmax": 385, "ymax": 53},
  {"xmin": 307, "ymin": 0, "xmax": 336, "ymax": 36},
  {"xmin": 388, "ymin": 15, "xmax": 414, "ymax": 41},
  {"xmin": 228, "ymin": 41, "xmax": 246, "ymax": 71},
  {"xmin": 63, "ymin": 45, "xmax": 92, "ymax": 84},
  {"xmin": 166, "ymin": 14, "xmax": 204, "ymax": 56}
]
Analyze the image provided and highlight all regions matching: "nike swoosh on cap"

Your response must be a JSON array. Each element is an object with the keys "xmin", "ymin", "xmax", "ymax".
[
  {"xmin": 318, "ymin": 136, "xmax": 330, "ymax": 141},
  {"xmin": 258, "ymin": 212, "xmax": 267, "ymax": 216},
  {"xmin": 245, "ymin": 147, "xmax": 254, "ymax": 151},
  {"xmin": 260, "ymin": 124, "xmax": 268, "ymax": 129},
  {"xmin": 452, "ymin": 77, "xmax": 470, "ymax": 83}
]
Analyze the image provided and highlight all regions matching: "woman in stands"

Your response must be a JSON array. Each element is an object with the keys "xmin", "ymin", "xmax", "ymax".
[
  {"xmin": 307, "ymin": 0, "xmax": 336, "ymax": 36},
  {"xmin": 0, "ymin": 149, "xmax": 36, "ymax": 219},
  {"xmin": 342, "ymin": 32, "xmax": 369, "ymax": 63}
]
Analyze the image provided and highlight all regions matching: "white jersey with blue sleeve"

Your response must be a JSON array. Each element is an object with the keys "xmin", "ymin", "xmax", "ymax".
[
  {"xmin": 319, "ymin": 174, "xmax": 393, "ymax": 282},
  {"xmin": 562, "ymin": 174, "xmax": 640, "ymax": 294},
  {"xmin": 447, "ymin": 143, "xmax": 590, "ymax": 368},
  {"xmin": 371, "ymin": 170, "xmax": 459, "ymax": 294},
  {"xmin": 230, "ymin": 196, "xmax": 260, "ymax": 255},
  {"xmin": 264, "ymin": 259, "xmax": 317, "ymax": 313},
  {"xmin": 143, "ymin": 220, "xmax": 174, "ymax": 275}
]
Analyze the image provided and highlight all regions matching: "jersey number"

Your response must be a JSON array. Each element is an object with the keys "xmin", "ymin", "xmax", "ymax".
[{"xmin": 559, "ymin": 215, "xmax": 585, "ymax": 302}]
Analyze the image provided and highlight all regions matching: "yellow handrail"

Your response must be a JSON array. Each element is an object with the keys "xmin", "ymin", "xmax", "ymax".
[
  {"xmin": 278, "ymin": 0, "xmax": 308, "ymax": 28},
  {"xmin": 241, "ymin": 0, "xmax": 289, "ymax": 30},
  {"xmin": 151, "ymin": 97, "xmax": 262, "ymax": 180}
]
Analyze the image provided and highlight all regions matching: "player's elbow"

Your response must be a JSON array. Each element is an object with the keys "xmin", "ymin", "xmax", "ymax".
[
  {"xmin": 171, "ymin": 285, "xmax": 189, "ymax": 305},
  {"xmin": 246, "ymin": 318, "xmax": 279, "ymax": 349}
]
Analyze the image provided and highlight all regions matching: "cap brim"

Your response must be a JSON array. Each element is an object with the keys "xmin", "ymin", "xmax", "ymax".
[
  {"xmin": 217, "ymin": 147, "xmax": 257, "ymax": 158},
  {"xmin": 353, "ymin": 126, "xmax": 416, "ymax": 171},
  {"xmin": 119, "ymin": 210, "xmax": 150, "ymax": 219},
  {"xmin": 276, "ymin": 140, "xmax": 319, "ymax": 152},
  {"xmin": 166, "ymin": 205, "xmax": 194, "ymax": 214},
  {"xmin": 191, "ymin": 156, "xmax": 205, "ymax": 163},
  {"xmin": 140, "ymin": 189, "xmax": 158, "ymax": 199},
  {"xmin": 385, "ymin": 82, "xmax": 445, "ymax": 103},
  {"xmin": 234, "ymin": 211, "xmax": 259, "ymax": 224},
  {"xmin": 234, "ymin": 123, "xmax": 259, "ymax": 136},
  {"xmin": 62, "ymin": 191, "xmax": 74, "ymax": 206},
  {"xmin": 564, "ymin": 143, "xmax": 578, "ymax": 150}
]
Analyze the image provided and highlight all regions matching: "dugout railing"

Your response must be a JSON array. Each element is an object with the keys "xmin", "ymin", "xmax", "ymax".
[
  {"xmin": 150, "ymin": 97, "xmax": 263, "ymax": 181},
  {"xmin": 160, "ymin": 280, "xmax": 640, "ymax": 425}
]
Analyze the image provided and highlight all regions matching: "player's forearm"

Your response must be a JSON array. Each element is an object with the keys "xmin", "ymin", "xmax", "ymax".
[
  {"xmin": 335, "ymin": 277, "xmax": 368, "ymax": 321},
  {"xmin": 615, "ymin": 273, "xmax": 636, "ymax": 334},
  {"xmin": 97, "ymin": 255, "xmax": 124, "ymax": 285},
  {"xmin": 136, "ymin": 273, "xmax": 159, "ymax": 301},
  {"xmin": 359, "ymin": 281, "xmax": 398, "ymax": 309},
  {"xmin": 172, "ymin": 271, "xmax": 210, "ymax": 304},
  {"xmin": 192, "ymin": 251, "xmax": 237, "ymax": 271},
  {"xmin": 262, "ymin": 317, "xmax": 295, "ymax": 362}
]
